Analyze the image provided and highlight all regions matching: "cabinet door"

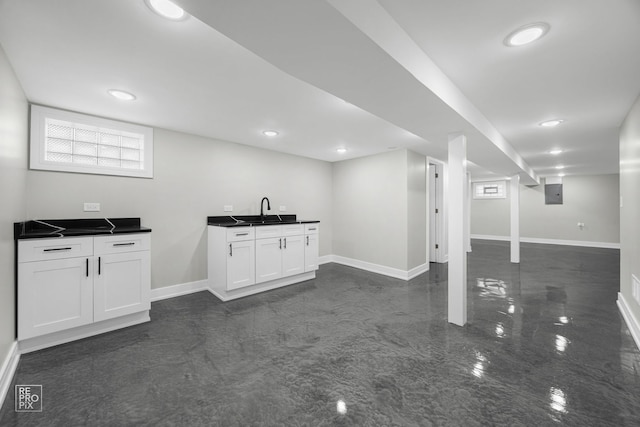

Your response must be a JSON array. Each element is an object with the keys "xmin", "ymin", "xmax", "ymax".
[
  {"xmin": 255, "ymin": 237, "xmax": 283, "ymax": 284},
  {"xmin": 18, "ymin": 257, "xmax": 93, "ymax": 340},
  {"xmin": 227, "ymin": 240, "xmax": 256, "ymax": 290},
  {"xmin": 93, "ymin": 251, "xmax": 150, "ymax": 322},
  {"xmin": 304, "ymin": 234, "xmax": 319, "ymax": 272},
  {"xmin": 282, "ymin": 235, "xmax": 305, "ymax": 277}
]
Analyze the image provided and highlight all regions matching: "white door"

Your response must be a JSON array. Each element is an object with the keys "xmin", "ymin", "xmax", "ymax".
[
  {"xmin": 18, "ymin": 257, "xmax": 93, "ymax": 340},
  {"xmin": 429, "ymin": 161, "xmax": 447, "ymax": 263},
  {"xmin": 227, "ymin": 240, "xmax": 256, "ymax": 290},
  {"xmin": 94, "ymin": 251, "xmax": 150, "ymax": 322},
  {"xmin": 282, "ymin": 235, "xmax": 305, "ymax": 277},
  {"xmin": 304, "ymin": 234, "xmax": 319, "ymax": 272},
  {"xmin": 255, "ymin": 237, "xmax": 283, "ymax": 284}
]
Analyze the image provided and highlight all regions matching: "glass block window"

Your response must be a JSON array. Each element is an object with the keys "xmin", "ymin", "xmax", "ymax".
[
  {"xmin": 30, "ymin": 105, "xmax": 153, "ymax": 178},
  {"xmin": 473, "ymin": 180, "xmax": 507, "ymax": 199}
]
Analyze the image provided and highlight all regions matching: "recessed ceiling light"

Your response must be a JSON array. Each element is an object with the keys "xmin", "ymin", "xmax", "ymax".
[
  {"xmin": 262, "ymin": 130, "xmax": 279, "ymax": 137},
  {"xmin": 336, "ymin": 148, "xmax": 347, "ymax": 154},
  {"xmin": 558, "ymin": 173, "xmax": 566, "ymax": 177},
  {"xmin": 555, "ymin": 165, "xmax": 565, "ymax": 169},
  {"xmin": 540, "ymin": 119, "xmax": 564, "ymax": 128},
  {"xmin": 549, "ymin": 149, "xmax": 563, "ymax": 155},
  {"xmin": 107, "ymin": 89, "xmax": 136, "ymax": 101},
  {"xmin": 504, "ymin": 23, "xmax": 550, "ymax": 47},
  {"xmin": 146, "ymin": 0, "xmax": 186, "ymax": 20}
]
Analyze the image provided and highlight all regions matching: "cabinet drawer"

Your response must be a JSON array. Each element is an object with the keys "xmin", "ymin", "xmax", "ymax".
[
  {"xmin": 226, "ymin": 227, "xmax": 254, "ymax": 242},
  {"xmin": 94, "ymin": 233, "xmax": 151, "ymax": 255},
  {"xmin": 304, "ymin": 223, "xmax": 320, "ymax": 234},
  {"xmin": 282, "ymin": 223, "xmax": 303, "ymax": 236},
  {"xmin": 19, "ymin": 237, "xmax": 93, "ymax": 262},
  {"xmin": 255, "ymin": 225, "xmax": 282, "ymax": 239}
]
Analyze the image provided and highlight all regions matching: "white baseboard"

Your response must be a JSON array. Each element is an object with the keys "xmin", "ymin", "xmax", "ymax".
[
  {"xmin": 470, "ymin": 234, "xmax": 620, "ymax": 249},
  {"xmin": 0, "ymin": 342, "xmax": 20, "ymax": 410},
  {"xmin": 150, "ymin": 280, "xmax": 210, "ymax": 302},
  {"xmin": 329, "ymin": 255, "xmax": 428, "ymax": 281},
  {"xmin": 618, "ymin": 292, "xmax": 640, "ymax": 351},
  {"xmin": 318, "ymin": 255, "xmax": 333, "ymax": 265}
]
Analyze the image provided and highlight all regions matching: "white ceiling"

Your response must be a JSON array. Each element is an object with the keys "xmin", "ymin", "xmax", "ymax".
[{"xmin": 1, "ymin": 0, "xmax": 639, "ymax": 183}]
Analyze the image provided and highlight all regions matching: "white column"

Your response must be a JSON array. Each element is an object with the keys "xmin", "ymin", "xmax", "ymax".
[
  {"xmin": 447, "ymin": 133, "xmax": 467, "ymax": 326},
  {"xmin": 466, "ymin": 172, "xmax": 472, "ymax": 253},
  {"xmin": 510, "ymin": 174, "xmax": 520, "ymax": 263}
]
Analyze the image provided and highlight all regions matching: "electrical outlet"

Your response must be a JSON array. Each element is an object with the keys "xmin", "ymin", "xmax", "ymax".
[
  {"xmin": 84, "ymin": 202, "xmax": 100, "ymax": 212},
  {"xmin": 224, "ymin": 205, "xmax": 233, "ymax": 212},
  {"xmin": 279, "ymin": 205, "xmax": 287, "ymax": 212}
]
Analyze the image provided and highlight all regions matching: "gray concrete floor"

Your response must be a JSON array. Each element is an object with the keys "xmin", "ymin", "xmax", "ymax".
[{"xmin": 2, "ymin": 240, "xmax": 640, "ymax": 426}]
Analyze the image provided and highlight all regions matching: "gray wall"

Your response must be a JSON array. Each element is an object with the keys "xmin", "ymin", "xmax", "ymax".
[
  {"xmin": 471, "ymin": 174, "xmax": 620, "ymax": 244},
  {"xmin": 26, "ymin": 128, "xmax": 333, "ymax": 289},
  {"xmin": 332, "ymin": 149, "xmax": 427, "ymax": 271},
  {"xmin": 0, "ymin": 45, "xmax": 28, "ymax": 365},
  {"xmin": 620, "ymin": 94, "xmax": 640, "ymax": 327}
]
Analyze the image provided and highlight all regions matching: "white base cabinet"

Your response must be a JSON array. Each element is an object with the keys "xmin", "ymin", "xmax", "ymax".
[
  {"xmin": 208, "ymin": 223, "xmax": 320, "ymax": 301},
  {"xmin": 18, "ymin": 233, "xmax": 151, "ymax": 351}
]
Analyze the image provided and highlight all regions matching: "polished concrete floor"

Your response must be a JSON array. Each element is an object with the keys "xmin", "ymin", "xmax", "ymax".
[{"xmin": 2, "ymin": 240, "xmax": 640, "ymax": 426}]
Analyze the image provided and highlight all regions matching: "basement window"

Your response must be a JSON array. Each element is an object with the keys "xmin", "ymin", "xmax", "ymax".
[
  {"xmin": 30, "ymin": 105, "xmax": 153, "ymax": 178},
  {"xmin": 473, "ymin": 181, "xmax": 506, "ymax": 199}
]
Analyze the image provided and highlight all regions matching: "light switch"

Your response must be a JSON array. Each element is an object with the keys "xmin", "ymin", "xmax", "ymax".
[
  {"xmin": 224, "ymin": 205, "xmax": 233, "ymax": 212},
  {"xmin": 84, "ymin": 202, "xmax": 100, "ymax": 212},
  {"xmin": 279, "ymin": 205, "xmax": 287, "ymax": 212}
]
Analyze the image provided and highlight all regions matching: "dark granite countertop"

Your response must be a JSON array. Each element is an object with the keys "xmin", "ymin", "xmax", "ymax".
[
  {"xmin": 14, "ymin": 218, "xmax": 151, "ymax": 240},
  {"xmin": 208, "ymin": 215, "xmax": 320, "ymax": 228}
]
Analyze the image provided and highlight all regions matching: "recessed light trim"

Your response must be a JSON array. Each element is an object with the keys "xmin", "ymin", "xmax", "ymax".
[
  {"xmin": 549, "ymin": 149, "xmax": 563, "ymax": 155},
  {"xmin": 107, "ymin": 89, "xmax": 136, "ymax": 101},
  {"xmin": 336, "ymin": 148, "xmax": 347, "ymax": 154},
  {"xmin": 558, "ymin": 173, "xmax": 566, "ymax": 177},
  {"xmin": 262, "ymin": 130, "xmax": 279, "ymax": 137},
  {"xmin": 146, "ymin": 0, "xmax": 186, "ymax": 20},
  {"xmin": 540, "ymin": 119, "xmax": 564, "ymax": 128},
  {"xmin": 504, "ymin": 23, "xmax": 550, "ymax": 47}
]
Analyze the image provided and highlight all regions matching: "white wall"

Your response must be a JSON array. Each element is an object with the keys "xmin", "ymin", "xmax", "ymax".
[
  {"xmin": 332, "ymin": 149, "xmax": 427, "ymax": 272},
  {"xmin": 332, "ymin": 150, "xmax": 407, "ymax": 270},
  {"xmin": 0, "ymin": 45, "xmax": 28, "ymax": 371},
  {"xmin": 407, "ymin": 150, "xmax": 426, "ymax": 270},
  {"xmin": 26, "ymin": 128, "xmax": 333, "ymax": 289},
  {"xmin": 620, "ymin": 94, "xmax": 640, "ymax": 333},
  {"xmin": 471, "ymin": 174, "xmax": 620, "ymax": 245}
]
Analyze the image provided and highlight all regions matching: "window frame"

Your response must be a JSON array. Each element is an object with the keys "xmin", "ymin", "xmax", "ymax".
[
  {"xmin": 472, "ymin": 180, "xmax": 507, "ymax": 199},
  {"xmin": 30, "ymin": 105, "xmax": 154, "ymax": 178}
]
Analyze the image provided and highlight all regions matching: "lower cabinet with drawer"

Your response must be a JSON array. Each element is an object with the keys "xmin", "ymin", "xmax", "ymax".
[
  {"xmin": 17, "ymin": 233, "xmax": 151, "ymax": 352},
  {"xmin": 208, "ymin": 223, "xmax": 319, "ymax": 301}
]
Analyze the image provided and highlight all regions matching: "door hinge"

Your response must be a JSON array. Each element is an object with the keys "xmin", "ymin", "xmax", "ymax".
[
  {"xmin": 435, "ymin": 244, "xmax": 439, "ymax": 249},
  {"xmin": 435, "ymin": 208, "xmax": 439, "ymax": 214},
  {"xmin": 435, "ymin": 173, "xmax": 439, "ymax": 178}
]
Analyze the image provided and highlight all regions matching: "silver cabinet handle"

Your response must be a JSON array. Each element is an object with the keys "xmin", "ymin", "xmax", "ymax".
[
  {"xmin": 236, "ymin": 232, "xmax": 249, "ymax": 236},
  {"xmin": 113, "ymin": 242, "xmax": 135, "ymax": 247},
  {"xmin": 284, "ymin": 237, "xmax": 287, "ymax": 249},
  {"xmin": 279, "ymin": 238, "xmax": 282, "ymax": 249},
  {"xmin": 229, "ymin": 243, "xmax": 233, "ymax": 257},
  {"xmin": 306, "ymin": 236, "xmax": 309, "ymax": 246},
  {"xmin": 309, "ymin": 227, "xmax": 316, "ymax": 231},
  {"xmin": 98, "ymin": 257, "xmax": 101, "ymax": 275},
  {"xmin": 43, "ymin": 247, "xmax": 72, "ymax": 252},
  {"xmin": 86, "ymin": 258, "xmax": 89, "ymax": 277}
]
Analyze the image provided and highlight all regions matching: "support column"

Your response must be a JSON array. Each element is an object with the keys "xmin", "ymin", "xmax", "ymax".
[
  {"xmin": 466, "ymin": 172, "xmax": 472, "ymax": 253},
  {"xmin": 448, "ymin": 133, "xmax": 467, "ymax": 326},
  {"xmin": 510, "ymin": 174, "xmax": 520, "ymax": 263}
]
